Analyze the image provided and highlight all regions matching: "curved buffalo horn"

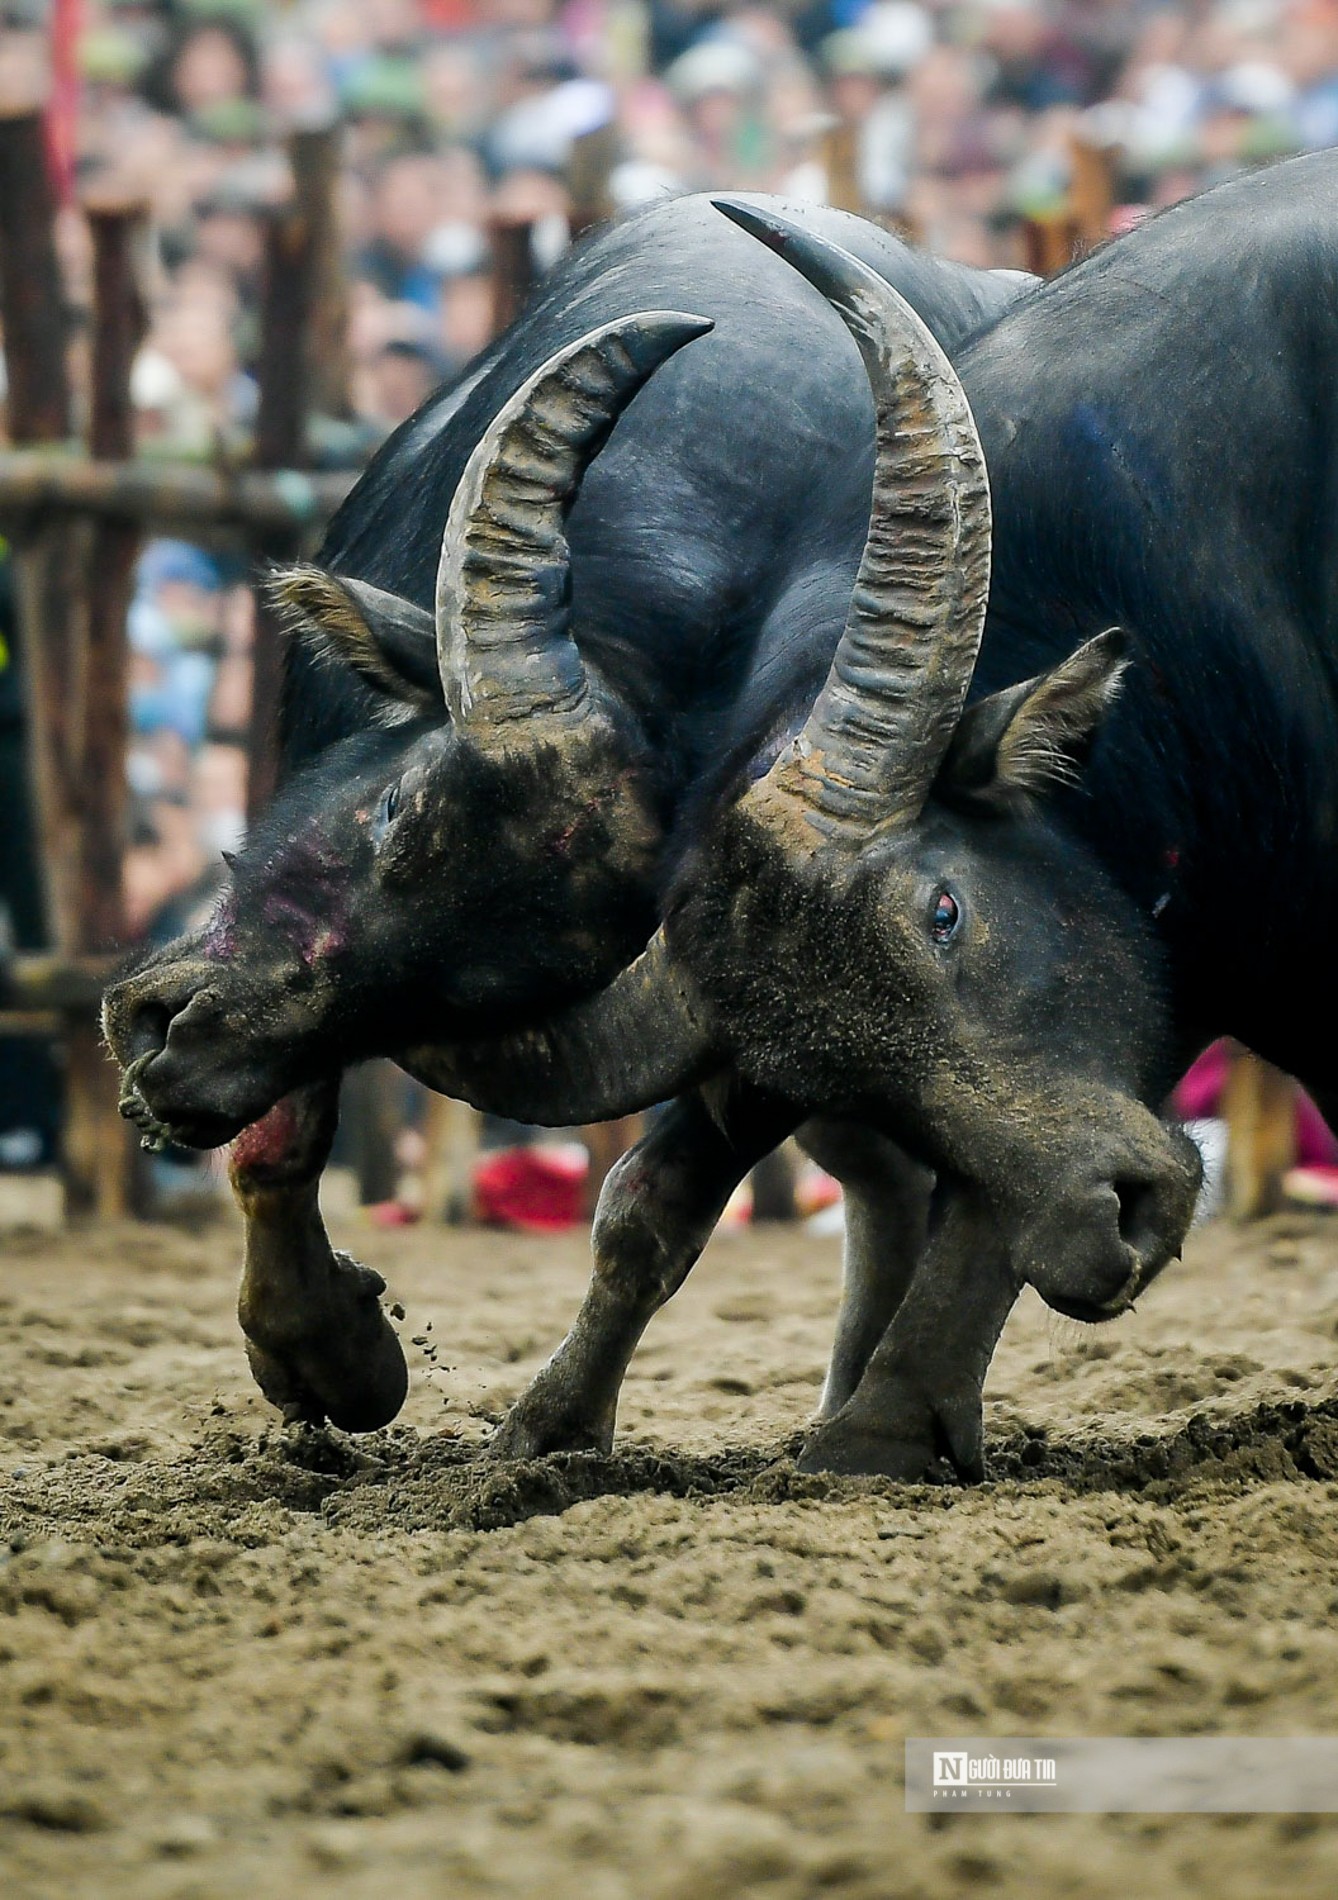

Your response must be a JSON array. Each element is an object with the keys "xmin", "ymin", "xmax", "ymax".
[
  {"xmin": 715, "ymin": 200, "xmax": 991, "ymax": 842},
  {"xmin": 436, "ymin": 312, "xmax": 713, "ymax": 735},
  {"xmin": 400, "ymin": 931, "xmax": 719, "ymax": 1127}
]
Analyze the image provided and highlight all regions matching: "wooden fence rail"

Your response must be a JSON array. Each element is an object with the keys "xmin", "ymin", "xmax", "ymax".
[{"xmin": 0, "ymin": 454, "xmax": 355, "ymax": 537}]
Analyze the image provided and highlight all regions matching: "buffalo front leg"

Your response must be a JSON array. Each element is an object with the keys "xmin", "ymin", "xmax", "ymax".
[
  {"xmin": 230, "ymin": 1081, "xmax": 409, "ymax": 1432},
  {"xmin": 491, "ymin": 1085, "xmax": 797, "ymax": 1459},
  {"xmin": 799, "ymin": 1186, "xmax": 1018, "ymax": 1483},
  {"xmin": 797, "ymin": 1119, "xmax": 933, "ymax": 1421}
]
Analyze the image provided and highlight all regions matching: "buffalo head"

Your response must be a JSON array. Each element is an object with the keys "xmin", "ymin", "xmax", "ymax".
[{"xmin": 104, "ymin": 312, "xmax": 712, "ymax": 1146}]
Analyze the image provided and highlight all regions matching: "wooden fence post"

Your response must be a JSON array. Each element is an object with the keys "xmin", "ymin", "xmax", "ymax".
[
  {"xmin": 0, "ymin": 110, "xmax": 72, "ymax": 446},
  {"xmin": 1022, "ymin": 139, "xmax": 1116, "ymax": 278},
  {"xmin": 421, "ymin": 1093, "xmax": 484, "ymax": 1224},
  {"xmin": 1223, "ymin": 1046, "xmax": 1296, "ymax": 1221},
  {"xmin": 253, "ymin": 203, "xmax": 316, "ymax": 477},
  {"xmin": 82, "ymin": 202, "xmax": 147, "ymax": 948},
  {"xmin": 290, "ymin": 126, "xmax": 351, "ymax": 421},
  {"xmin": 820, "ymin": 120, "xmax": 863, "ymax": 215},
  {"xmin": 1021, "ymin": 214, "xmax": 1078, "ymax": 278},
  {"xmin": 247, "ymin": 137, "xmax": 325, "ymax": 826},
  {"xmin": 488, "ymin": 216, "xmax": 537, "ymax": 338},
  {"xmin": 60, "ymin": 201, "xmax": 148, "ymax": 1219},
  {"xmin": 0, "ymin": 110, "xmax": 74, "ymax": 947},
  {"xmin": 1068, "ymin": 134, "xmax": 1116, "ymax": 256},
  {"xmin": 567, "ymin": 123, "xmax": 618, "ymax": 238}
]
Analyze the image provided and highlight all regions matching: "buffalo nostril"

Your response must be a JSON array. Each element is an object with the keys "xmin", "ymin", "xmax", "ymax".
[
  {"xmin": 1113, "ymin": 1177, "xmax": 1161, "ymax": 1260},
  {"xmin": 128, "ymin": 1000, "xmax": 174, "ymax": 1063}
]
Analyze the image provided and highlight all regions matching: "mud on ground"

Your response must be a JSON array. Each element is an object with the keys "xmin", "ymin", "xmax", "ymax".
[{"xmin": 1, "ymin": 1203, "xmax": 1337, "ymax": 1899}]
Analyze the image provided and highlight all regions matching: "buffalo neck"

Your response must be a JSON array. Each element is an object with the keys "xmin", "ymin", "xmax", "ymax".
[{"xmin": 959, "ymin": 151, "xmax": 1338, "ymax": 1088}]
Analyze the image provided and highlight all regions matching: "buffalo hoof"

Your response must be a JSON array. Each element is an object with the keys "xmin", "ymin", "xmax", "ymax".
[
  {"xmin": 797, "ymin": 1420, "xmax": 941, "ymax": 1482},
  {"xmin": 241, "ymin": 1251, "xmax": 408, "ymax": 1434},
  {"xmin": 797, "ymin": 1388, "xmax": 985, "ymax": 1485},
  {"xmin": 488, "ymin": 1381, "xmax": 616, "ymax": 1462}
]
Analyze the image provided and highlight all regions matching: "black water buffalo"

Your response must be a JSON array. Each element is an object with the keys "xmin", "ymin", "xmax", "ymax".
[
  {"xmin": 488, "ymin": 151, "xmax": 1338, "ymax": 1475},
  {"xmin": 103, "ymin": 194, "xmax": 1026, "ymax": 1435}
]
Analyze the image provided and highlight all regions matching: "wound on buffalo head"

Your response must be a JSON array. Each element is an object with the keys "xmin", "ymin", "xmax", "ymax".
[
  {"xmin": 937, "ymin": 627, "xmax": 1131, "ymax": 811},
  {"xmin": 268, "ymin": 566, "xmax": 442, "ymax": 715}
]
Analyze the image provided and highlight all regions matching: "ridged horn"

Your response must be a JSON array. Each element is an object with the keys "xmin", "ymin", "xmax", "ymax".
[
  {"xmin": 436, "ymin": 312, "xmax": 714, "ymax": 734},
  {"xmin": 400, "ymin": 932, "xmax": 718, "ymax": 1126},
  {"xmin": 715, "ymin": 200, "xmax": 991, "ymax": 843}
]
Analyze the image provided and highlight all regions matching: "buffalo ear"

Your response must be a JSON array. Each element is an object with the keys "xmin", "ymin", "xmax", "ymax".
[
  {"xmin": 938, "ymin": 628, "xmax": 1131, "ymax": 810},
  {"xmin": 268, "ymin": 566, "xmax": 443, "ymax": 713}
]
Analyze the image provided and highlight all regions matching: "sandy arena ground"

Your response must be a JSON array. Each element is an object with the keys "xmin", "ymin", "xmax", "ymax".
[{"xmin": 1, "ymin": 1194, "xmax": 1337, "ymax": 1899}]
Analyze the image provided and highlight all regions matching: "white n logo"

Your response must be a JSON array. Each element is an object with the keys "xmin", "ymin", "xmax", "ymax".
[{"xmin": 933, "ymin": 1752, "xmax": 967, "ymax": 1787}]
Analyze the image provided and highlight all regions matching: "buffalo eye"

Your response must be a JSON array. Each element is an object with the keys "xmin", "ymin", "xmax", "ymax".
[
  {"xmin": 930, "ymin": 889, "xmax": 961, "ymax": 946},
  {"xmin": 373, "ymin": 778, "xmax": 402, "ymax": 843}
]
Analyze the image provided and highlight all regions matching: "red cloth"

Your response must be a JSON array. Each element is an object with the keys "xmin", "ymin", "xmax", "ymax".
[
  {"xmin": 420, "ymin": 0, "xmax": 479, "ymax": 24},
  {"xmin": 473, "ymin": 1144, "xmax": 588, "ymax": 1233},
  {"xmin": 1173, "ymin": 1043, "xmax": 1231, "ymax": 1121}
]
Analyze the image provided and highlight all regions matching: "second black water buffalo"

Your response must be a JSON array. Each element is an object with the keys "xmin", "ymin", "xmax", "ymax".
[{"xmin": 508, "ymin": 152, "xmax": 1337, "ymax": 1474}]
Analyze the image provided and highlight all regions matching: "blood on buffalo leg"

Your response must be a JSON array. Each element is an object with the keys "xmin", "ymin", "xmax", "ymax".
[
  {"xmin": 582, "ymin": 1114, "xmax": 646, "ymax": 1221},
  {"xmin": 229, "ymin": 1080, "xmax": 408, "ymax": 1432},
  {"xmin": 490, "ymin": 1086, "xmax": 796, "ymax": 1460},
  {"xmin": 796, "ymin": 1121, "xmax": 933, "ymax": 1421},
  {"xmin": 798, "ymin": 1186, "xmax": 1019, "ymax": 1483}
]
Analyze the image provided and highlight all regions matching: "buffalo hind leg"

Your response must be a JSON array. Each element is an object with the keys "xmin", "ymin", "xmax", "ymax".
[
  {"xmin": 797, "ymin": 1119, "xmax": 932, "ymax": 1421},
  {"xmin": 491, "ymin": 1085, "xmax": 796, "ymax": 1460},
  {"xmin": 799, "ymin": 1185, "xmax": 1018, "ymax": 1483},
  {"xmin": 231, "ymin": 1080, "xmax": 408, "ymax": 1432}
]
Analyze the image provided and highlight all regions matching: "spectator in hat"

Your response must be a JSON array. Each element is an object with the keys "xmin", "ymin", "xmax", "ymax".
[
  {"xmin": 816, "ymin": 2, "xmax": 932, "ymax": 212},
  {"xmin": 665, "ymin": 34, "xmax": 769, "ymax": 186}
]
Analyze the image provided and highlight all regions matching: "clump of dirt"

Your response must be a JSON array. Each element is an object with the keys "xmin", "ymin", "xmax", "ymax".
[
  {"xmin": 1, "ymin": 1208, "xmax": 1337, "ymax": 1899},
  {"xmin": 983, "ymin": 1391, "xmax": 1338, "ymax": 1493}
]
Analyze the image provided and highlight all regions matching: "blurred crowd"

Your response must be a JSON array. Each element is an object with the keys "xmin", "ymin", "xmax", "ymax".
[
  {"xmin": 120, "ymin": 538, "xmax": 251, "ymax": 940},
  {"xmin": 1, "ymin": 0, "xmax": 1336, "ymax": 957},
  {"xmin": 3, "ymin": 0, "xmax": 1333, "ymax": 455}
]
